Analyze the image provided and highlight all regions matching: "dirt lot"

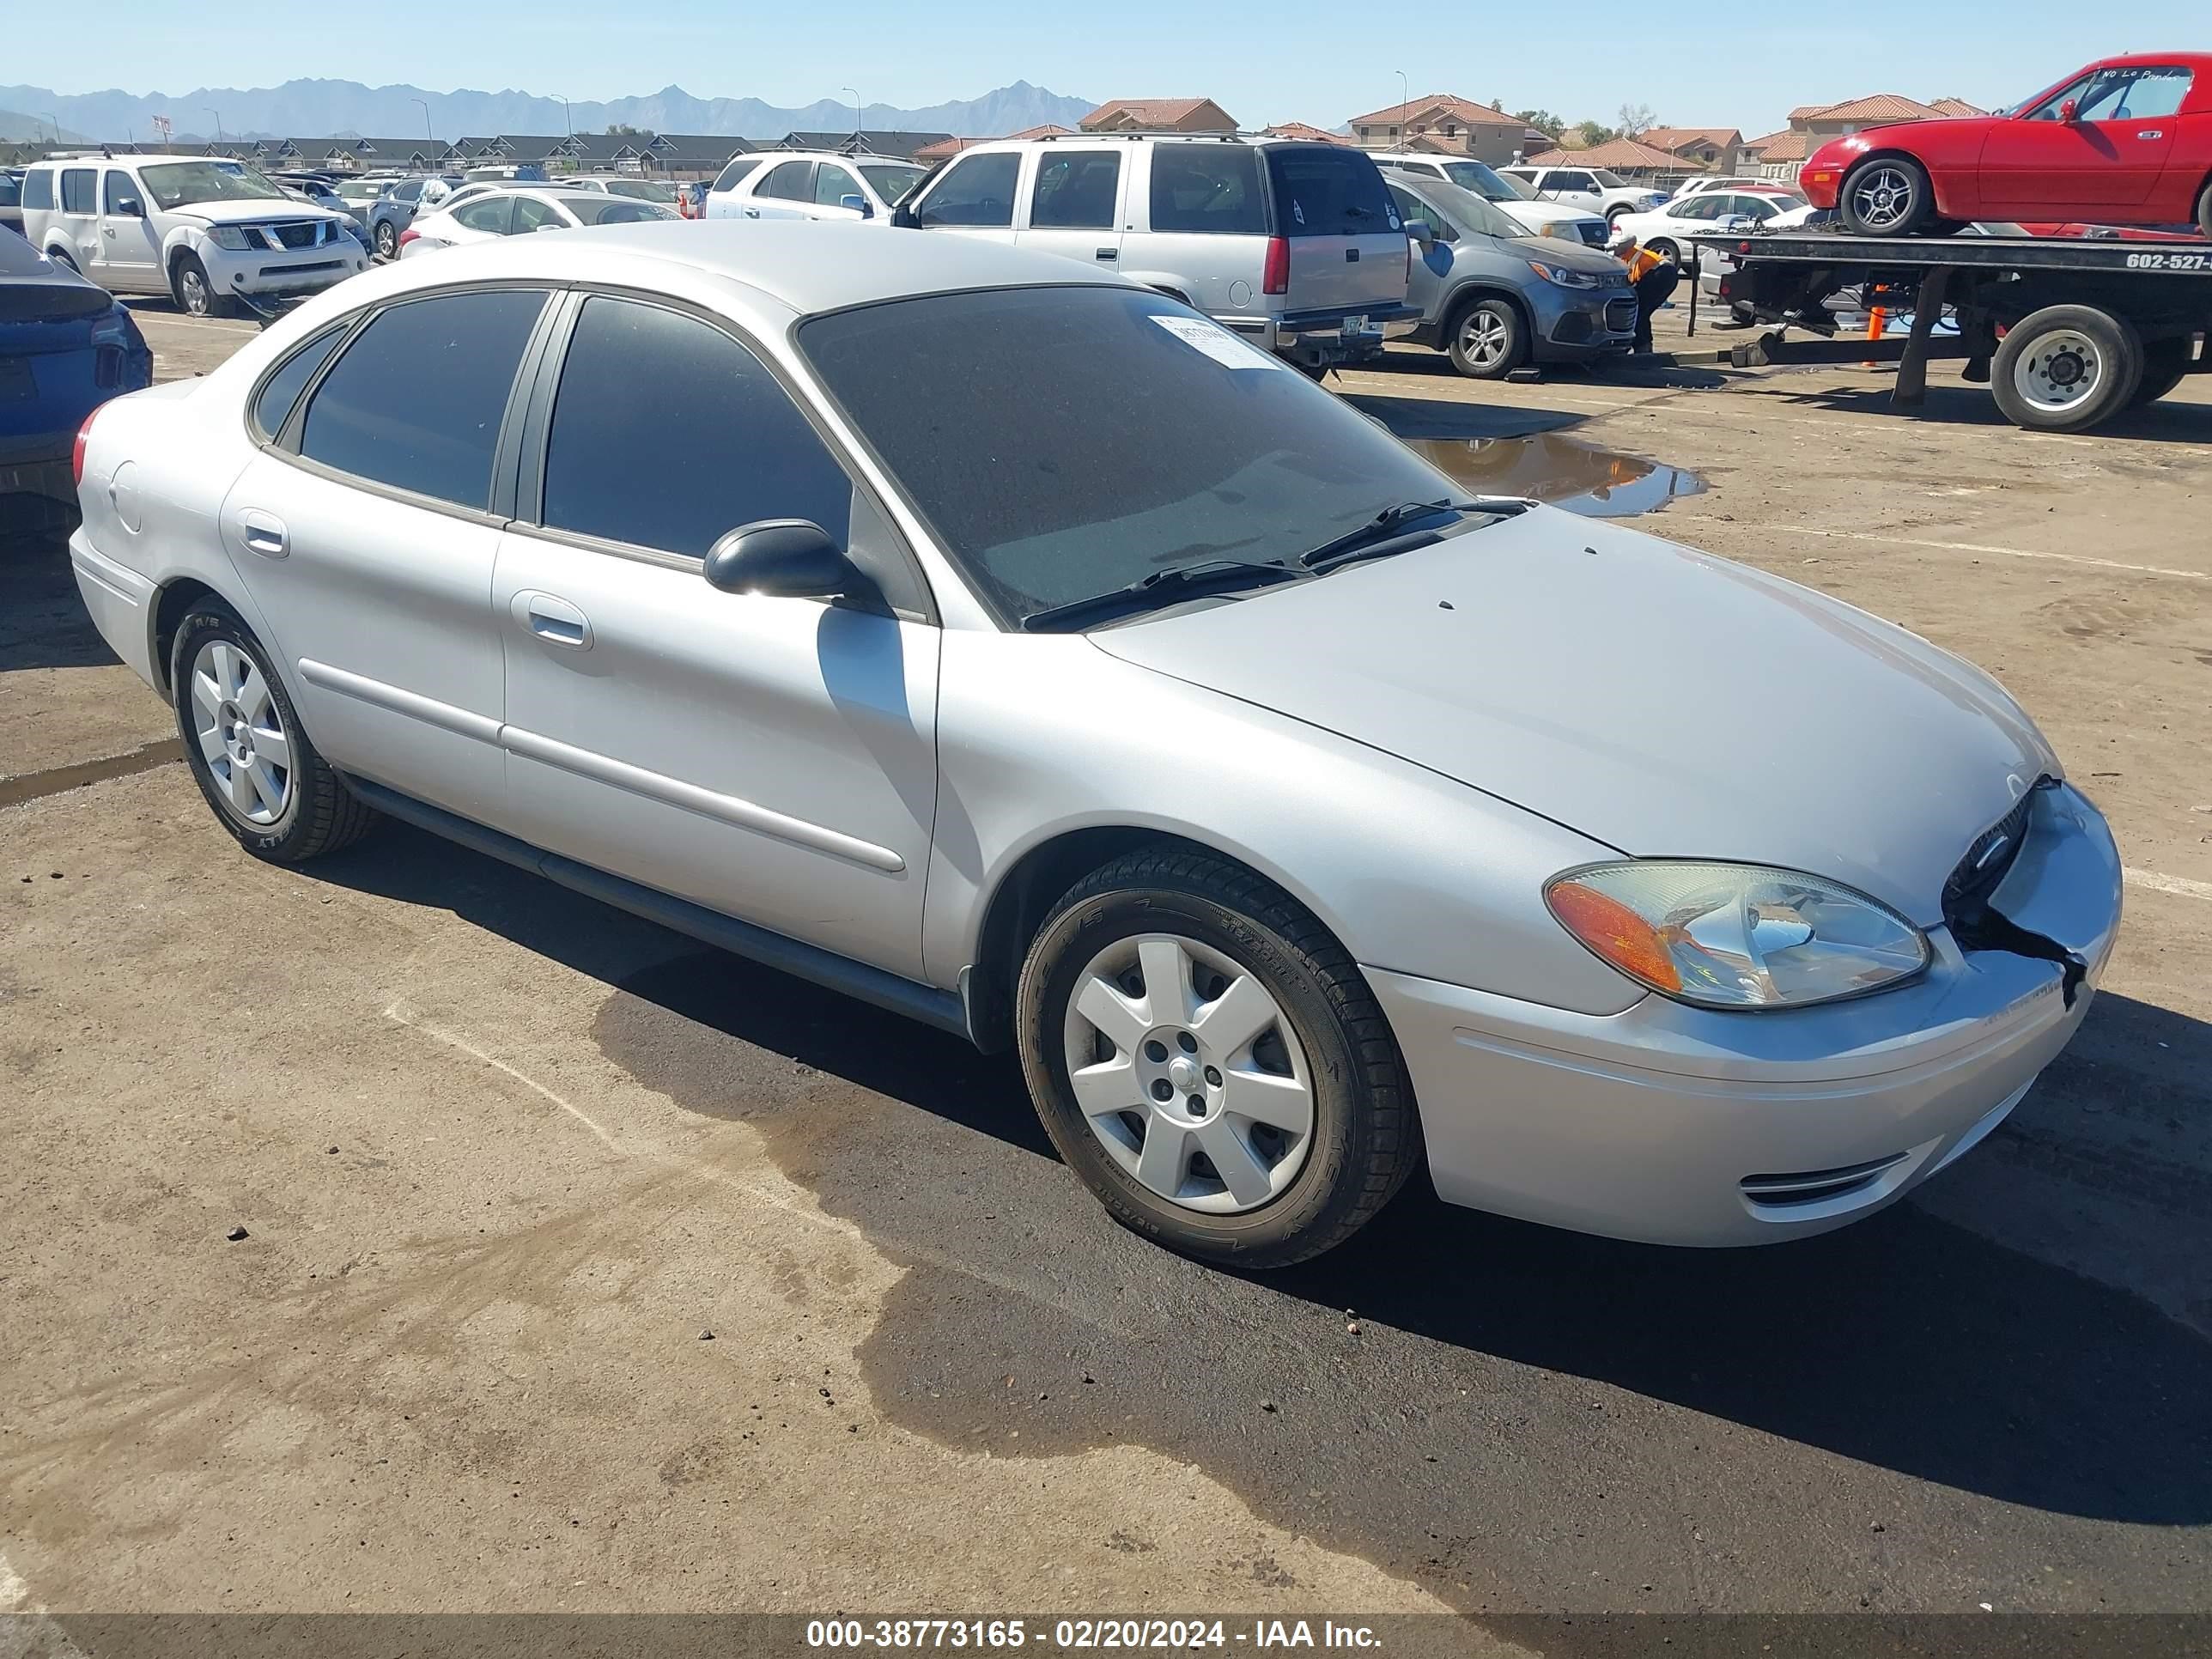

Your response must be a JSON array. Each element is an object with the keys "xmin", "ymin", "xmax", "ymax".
[{"xmin": 2, "ymin": 298, "xmax": 2208, "ymax": 1634}]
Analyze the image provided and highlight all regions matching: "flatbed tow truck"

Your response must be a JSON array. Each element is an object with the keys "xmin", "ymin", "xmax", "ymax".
[{"xmin": 1674, "ymin": 225, "xmax": 2212, "ymax": 433}]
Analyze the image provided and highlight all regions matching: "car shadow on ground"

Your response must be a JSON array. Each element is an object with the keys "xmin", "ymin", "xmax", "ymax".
[
  {"xmin": 306, "ymin": 819, "xmax": 2212, "ymax": 1527},
  {"xmin": 0, "ymin": 528, "xmax": 119, "ymax": 672},
  {"xmin": 1757, "ymin": 379, "xmax": 2212, "ymax": 441},
  {"xmin": 1364, "ymin": 349, "xmax": 1731, "ymax": 393}
]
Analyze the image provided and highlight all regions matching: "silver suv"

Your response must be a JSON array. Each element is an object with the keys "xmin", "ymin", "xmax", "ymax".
[{"xmin": 896, "ymin": 134, "xmax": 1416, "ymax": 371}]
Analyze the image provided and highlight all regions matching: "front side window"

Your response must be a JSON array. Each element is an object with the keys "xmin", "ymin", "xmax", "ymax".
[
  {"xmin": 916, "ymin": 152, "xmax": 1019, "ymax": 228},
  {"xmin": 540, "ymin": 295, "xmax": 854, "ymax": 556},
  {"xmin": 859, "ymin": 163, "xmax": 923, "ymax": 204},
  {"xmin": 1268, "ymin": 146, "xmax": 1395, "ymax": 236},
  {"xmin": 298, "ymin": 289, "xmax": 549, "ymax": 509},
  {"xmin": 60, "ymin": 169, "xmax": 96, "ymax": 215},
  {"xmin": 138, "ymin": 161, "xmax": 286, "ymax": 210},
  {"xmin": 1030, "ymin": 151, "xmax": 1121, "ymax": 229},
  {"xmin": 814, "ymin": 164, "xmax": 863, "ymax": 207},
  {"xmin": 757, "ymin": 161, "xmax": 814, "ymax": 201},
  {"xmin": 1551, "ymin": 171, "xmax": 1596, "ymax": 193},
  {"xmin": 799, "ymin": 286, "xmax": 1455, "ymax": 625},
  {"xmin": 513, "ymin": 195, "xmax": 566, "ymax": 233},
  {"xmin": 1147, "ymin": 146, "xmax": 1264, "ymax": 234},
  {"xmin": 2078, "ymin": 66, "xmax": 2192, "ymax": 121},
  {"xmin": 103, "ymin": 171, "xmax": 142, "ymax": 213}
]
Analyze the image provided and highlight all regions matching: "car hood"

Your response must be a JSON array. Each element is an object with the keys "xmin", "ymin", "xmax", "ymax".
[
  {"xmin": 1088, "ymin": 507, "xmax": 2052, "ymax": 923},
  {"xmin": 1505, "ymin": 234, "xmax": 1622, "ymax": 275},
  {"xmin": 1495, "ymin": 200, "xmax": 1604, "ymax": 228},
  {"xmin": 174, "ymin": 198, "xmax": 348, "ymax": 226}
]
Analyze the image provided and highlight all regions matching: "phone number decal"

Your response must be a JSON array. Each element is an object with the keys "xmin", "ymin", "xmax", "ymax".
[{"xmin": 2123, "ymin": 251, "xmax": 2212, "ymax": 270}]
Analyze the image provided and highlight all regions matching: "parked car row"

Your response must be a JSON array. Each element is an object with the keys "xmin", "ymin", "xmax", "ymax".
[{"xmin": 398, "ymin": 185, "xmax": 680, "ymax": 254}]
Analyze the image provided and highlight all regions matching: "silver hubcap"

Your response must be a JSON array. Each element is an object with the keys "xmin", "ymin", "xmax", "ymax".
[
  {"xmin": 2013, "ymin": 329, "xmax": 2106, "ymax": 413},
  {"xmin": 1062, "ymin": 933, "xmax": 1315, "ymax": 1214},
  {"xmin": 1850, "ymin": 165, "xmax": 1917, "ymax": 230},
  {"xmin": 190, "ymin": 639, "xmax": 293, "ymax": 825},
  {"xmin": 1458, "ymin": 307, "xmax": 1511, "ymax": 368},
  {"xmin": 376, "ymin": 224, "xmax": 395, "ymax": 254},
  {"xmin": 180, "ymin": 269, "xmax": 208, "ymax": 313}
]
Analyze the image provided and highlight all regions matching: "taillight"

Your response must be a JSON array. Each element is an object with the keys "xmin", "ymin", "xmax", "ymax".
[
  {"xmin": 1262, "ymin": 235, "xmax": 1290, "ymax": 296},
  {"xmin": 398, "ymin": 227, "xmax": 420, "ymax": 247},
  {"xmin": 72, "ymin": 406, "xmax": 100, "ymax": 488}
]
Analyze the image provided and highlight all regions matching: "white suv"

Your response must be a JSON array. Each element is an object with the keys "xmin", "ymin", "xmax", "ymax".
[
  {"xmin": 705, "ymin": 151, "xmax": 927, "ymax": 225},
  {"xmin": 894, "ymin": 134, "xmax": 1416, "ymax": 372},
  {"xmin": 20, "ymin": 154, "xmax": 365, "ymax": 318},
  {"xmin": 1495, "ymin": 165, "xmax": 1669, "ymax": 224},
  {"xmin": 1370, "ymin": 153, "xmax": 1608, "ymax": 248}
]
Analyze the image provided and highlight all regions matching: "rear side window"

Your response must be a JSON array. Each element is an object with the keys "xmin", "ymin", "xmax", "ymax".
[
  {"xmin": 1146, "ymin": 147, "xmax": 1264, "ymax": 234},
  {"xmin": 299, "ymin": 289, "xmax": 549, "ymax": 509},
  {"xmin": 252, "ymin": 325, "xmax": 345, "ymax": 441},
  {"xmin": 61, "ymin": 169, "xmax": 96, "ymax": 214},
  {"xmin": 1030, "ymin": 151, "xmax": 1121, "ymax": 229},
  {"xmin": 916, "ymin": 152, "xmax": 1019, "ymax": 228},
  {"xmin": 454, "ymin": 197, "xmax": 513, "ymax": 234},
  {"xmin": 538, "ymin": 295, "xmax": 853, "ymax": 556},
  {"xmin": 713, "ymin": 156, "xmax": 765, "ymax": 192},
  {"xmin": 1267, "ymin": 147, "xmax": 1395, "ymax": 237},
  {"xmin": 23, "ymin": 170, "xmax": 53, "ymax": 211},
  {"xmin": 757, "ymin": 161, "xmax": 814, "ymax": 201}
]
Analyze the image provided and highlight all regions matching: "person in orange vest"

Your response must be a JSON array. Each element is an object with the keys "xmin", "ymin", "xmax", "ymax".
[{"xmin": 1607, "ymin": 228, "xmax": 1680, "ymax": 355}]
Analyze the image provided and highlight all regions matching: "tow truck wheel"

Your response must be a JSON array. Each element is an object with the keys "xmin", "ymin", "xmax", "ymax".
[
  {"xmin": 1990, "ymin": 304, "xmax": 2143, "ymax": 433},
  {"xmin": 2197, "ymin": 180, "xmax": 2212, "ymax": 242},
  {"xmin": 1839, "ymin": 157, "xmax": 1936, "ymax": 236}
]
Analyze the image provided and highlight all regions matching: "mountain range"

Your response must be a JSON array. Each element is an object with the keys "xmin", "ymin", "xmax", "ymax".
[{"xmin": 0, "ymin": 80, "xmax": 1095, "ymax": 143}]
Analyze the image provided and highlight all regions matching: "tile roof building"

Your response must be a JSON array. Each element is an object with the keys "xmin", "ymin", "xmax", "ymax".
[
  {"xmin": 1749, "ymin": 94, "xmax": 1984, "ymax": 180},
  {"xmin": 1079, "ymin": 98, "xmax": 1238, "ymax": 133},
  {"xmin": 1636, "ymin": 126, "xmax": 1747, "ymax": 172},
  {"xmin": 1523, "ymin": 137, "xmax": 1697, "ymax": 179},
  {"xmin": 1346, "ymin": 94, "xmax": 1548, "ymax": 165}
]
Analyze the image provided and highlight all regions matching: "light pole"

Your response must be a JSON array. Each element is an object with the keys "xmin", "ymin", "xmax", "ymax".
[
  {"xmin": 1395, "ymin": 70, "xmax": 1408, "ymax": 112},
  {"xmin": 843, "ymin": 87, "xmax": 860, "ymax": 140},
  {"xmin": 411, "ymin": 96, "xmax": 432, "ymax": 142},
  {"xmin": 203, "ymin": 107, "xmax": 222, "ymax": 143},
  {"xmin": 44, "ymin": 112, "xmax": 61, "ymax": 145},
  {"xmin": 552, "ymin": 94, "xmax": 570, "ymax": 137}
]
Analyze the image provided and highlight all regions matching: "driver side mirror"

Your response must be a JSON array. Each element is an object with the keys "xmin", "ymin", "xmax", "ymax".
[
  {"xmin": 839, "ymin": 193, "xmax": 873, "ymax": 219},
  {"xmin": 1403, "ymin": 218, "xmax": 1437, "ymax": 250},
  {"xmin": 2059, "ymin": 98, "xmax": 2081, "ymax": 122},
  {"xmin": 114, "ymin": 196, "xmax": 144, "ymax": 218},
  {"xmin": 703, "ymin": 520, "xmax": 855, "ymax": 599}
]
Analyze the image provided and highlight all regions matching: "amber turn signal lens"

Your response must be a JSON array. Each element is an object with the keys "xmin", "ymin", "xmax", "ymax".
[{"xmin": 1546, "ymin": 878, "xmax": 1683, "ymax": 993}]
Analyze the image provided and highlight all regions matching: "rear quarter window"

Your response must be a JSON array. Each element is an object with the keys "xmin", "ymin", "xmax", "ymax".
[
  {"xmin": 23, "ymin": 169, "xmax": 54, "ymax": 210},
  {"xmin": 1266, "ymin": 147, "xmax": 1396, "ymax": 237}
]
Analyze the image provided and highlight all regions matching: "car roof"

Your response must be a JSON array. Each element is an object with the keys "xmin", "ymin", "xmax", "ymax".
[
  {"xmin": 750, "ymin": 150, "xmax": 924, "ymax": 167},
  {"xmin": 374, "ymin": 220, "xmax": 1127, "ymax": 315}
]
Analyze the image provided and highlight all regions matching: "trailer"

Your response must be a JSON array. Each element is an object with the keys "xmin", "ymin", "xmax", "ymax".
[{"xmin": 1684, "ymin": 227, "xmax": 2212, "ymax": 434}]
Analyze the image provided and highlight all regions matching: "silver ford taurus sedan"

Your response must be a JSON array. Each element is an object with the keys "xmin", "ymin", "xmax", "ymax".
[{"xmin": 67, "ymin": 222, "xmax": 2121, "ymax": 1266}]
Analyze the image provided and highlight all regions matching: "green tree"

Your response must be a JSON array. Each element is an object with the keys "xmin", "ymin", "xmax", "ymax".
[
  {"xmin": 1572, "ymin": 118, "xmax": 1618, "ymax": 147},
  {"xmin": 1512, "ymin": 108, "xmax": 1566, "ymax": 139}
]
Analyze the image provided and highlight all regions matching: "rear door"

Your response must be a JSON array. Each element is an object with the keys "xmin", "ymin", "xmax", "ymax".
[
  {"xmin": 909, "ymin": 149, "xmax": 1022, "ymax": 246},
  {"xmin": 1017, "ymin": 148, "xmax": 1125, "ymax": 271},
  {"xmin": 704, "ymin": 156, "xmax": 768, "ymax": 218},
  {"xmin": 56, "ymin": 167, "xmax": 100, "ymax": 276},
  {"xmin": 749, "ymin": 159, "xmax": 816, "ymax": 220},
  {"xmin": 1265, "ymin": 144, "xmax": 1405, "ymax": 314},
  {"xmin": 1133, "ymin": 143, "xmax": 1268, "ymax": 317},
  {"xmin": 99, "ymin": 169, "xmax": 162, "ymax": 293}
]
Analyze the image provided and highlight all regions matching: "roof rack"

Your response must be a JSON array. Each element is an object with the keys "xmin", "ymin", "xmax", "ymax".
[{"xmin": 1029, "ymin": 130, "xmax": 1251, "ymax": 144}]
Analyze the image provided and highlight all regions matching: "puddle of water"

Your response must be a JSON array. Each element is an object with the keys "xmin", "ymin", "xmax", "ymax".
[
  {"xmin": 1408, "ymin": 433, "xmax": 1705, "ymax": 518},
  {"xmin": 0, "ymin": 739, "xmax": 184, "ymax": 809}
]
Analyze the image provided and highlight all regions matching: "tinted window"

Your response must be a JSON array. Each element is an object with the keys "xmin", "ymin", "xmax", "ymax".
[
  {"xmin": 799, "ymin": 286, "xmax": 1455, "ymax": 624},
  {"xmin": 1551, "ymin": 172, "xmax": 1596, "ymax": 192},
  {"xmin": 758, "ymin": 161, "xmax": 814, "ymax": 201},
  {"xmin": 453, "ymin": 196, "xmax": 513, "ymax": 234},
  {"xmin": 1147, "ymin": 146, "xmax": 1264, "ymax": 234},
  {"xmin": 300, "ymin": 289, "xmax": 548, "ymax": 508},
  {"xmin": 513, "ymin": 195, "xmax": 565, "ymax": 233},
  {"xmin": 916, "ymin": 152, "xmax": 1018, "ymax": 228},
  {"xmin": 103, "ymin": 171, "xmax": 141, "ymax": 212},
  {"xmin": 393, "ymin": 180, "xmax": 422, "ymax": 203},
  {"xmin": 1030, "ymin": 151, "xmax": 1121, "ymax": 229},
  {"xmin": 1267, "ymin": 147, "xmax": 1395, "ymax": 237},
  {"xmin": 22, "ymin": 170, "xmax": 52, "ymax": 211},
  {"xmin": 859, "ymin": 164, "xmax": 923, "ymax": 204},
  {"xmin": 252, "ymin": 325, "xmax": 345, "ymax": 441},
  {"xmin": 713, "ymin": 156, "xmax": 765, "ymax": 192},
  {"xmin": 61, "ymin": 169, "xmax": 96, "ymax": 214},
  {"xmin": 0, "ymin": 175, "xmax": 16, "ymax": 208},
  {"xmin": 815, "ymin": 163, "xmax": 862, "ymax": 206},
  {"xmin": 1386, "ymin": 183, "xmax": 1451, "ymax": 240},
  {"xmin": 540, "ymin": 295, "xmax": 853, "ymax": 556}
]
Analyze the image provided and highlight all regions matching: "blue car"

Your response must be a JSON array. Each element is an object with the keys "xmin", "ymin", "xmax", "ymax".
[{"xmin": 0, "ymin": 233, "xmax": 153, "ymax": 535}]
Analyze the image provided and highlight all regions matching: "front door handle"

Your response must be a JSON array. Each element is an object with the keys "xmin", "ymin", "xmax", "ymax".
[
  {"xmin": 1096, "ymin": 246, "xmax": 1117, "ymax": 260},
  {"xmin": 239, "ymin": 509, "xmax": 288, "ymax": 558},
  {"xmin": 511, "ymin": 590, "xmax": 592, "ymax": 649},
  {"xmin": 2137, "ymin": 129, "xmax": 2164, "ymax": 139}
]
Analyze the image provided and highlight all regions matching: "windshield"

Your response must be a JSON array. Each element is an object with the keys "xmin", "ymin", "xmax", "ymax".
[
  {"xmin": 859, "ymin": 163, "xmax": 925, "ymax": 204},
  {"xmin": 1589, "ymin": 170, "xmax": 1630, "ymax": 188},
  {"xmin": 1437, "ymin": 160, "xmax": 1524, "ymax": 201},
  {"xmin": 1416, "ymin": 179, "xmax": 1528, "ymax": 240},
  {"xmin": 563, "ymin": 195, "xmax": 680, "ymax": 224},
  {"xmin": 335, "ymin": 179, "xmax": 386, "ymax": 202},
  {"xmin": 140, "ymin": 161, "xmax": 289, "ymax": 210},
  {"xmin": 605, "ymin": 179, "xmax": 678, "ymax": 202},
  {"xmin": 799, "ymin": 286, "xmax": 1462, "ymax": 626}
]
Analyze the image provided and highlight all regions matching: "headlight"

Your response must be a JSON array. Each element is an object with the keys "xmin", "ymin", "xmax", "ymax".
[
  {"xmin": 1544, "ymin": 861, "xmax": 1929, "ymax": 1010},
  {"xmin": 1526, "ymin": 259, "xmax": 1601, "ymax": 289},
  {"xmin": 209, "ymin": 225, "xmax": 252, "ymax": 251},
  {"xmin": 1535, "ymin": 220, "xmax": 1571, "ymax": 240}
]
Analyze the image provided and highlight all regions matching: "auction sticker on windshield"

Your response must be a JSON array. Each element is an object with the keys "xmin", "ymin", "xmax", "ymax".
[{"xmin": 1151, "ymin": 314, "xmax": 1285, "ymax": 370}]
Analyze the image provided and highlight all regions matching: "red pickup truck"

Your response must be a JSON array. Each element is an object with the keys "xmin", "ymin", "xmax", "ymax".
[{"xmin": 1801, "ymin": 53, "xmax": 2212, "ymax": 238}]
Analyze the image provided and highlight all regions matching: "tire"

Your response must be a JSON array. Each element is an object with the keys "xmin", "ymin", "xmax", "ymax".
[
  {"xmin": 2197, "ymin": 179, "xmax": 2212, "ymax": 242},
  {"xmin": 2130, "ymin": 335, "xmax": 2193, "ymax": 407},
  {"xmin": 47, "ymin": 246, "xmax": 79, "ymax": 273},
  {"xmin": 1990, "ymin": 304, "xmax": 2143, "ymax": 433},
  {"xmin": 171, "ymin": 252, "xmax": 230, "ymax": 319},
  {"xmin": 171, "ymin": 599, "xmax": 377, "ymax": 863},
  {"xmin": 1646, "ymin": 237, "xmax": 1681, "ymax": 264},
  {"xmin": 1015, "ymin": 848, "xmax": 1419, "ymax": 1268},
  {"xmin": 1446, "ymin": 294, "xmax": 1526, "ymax": 380},
  {"xmin": 1838, "ymin": 155, "xmax": 1936, "ymax": 235},
  {"xmin": 374, "ymin": 219, "xmax": 398, "ymax": 259},
  {"xmin": 1606, "ymin": 203, "xmax": 1633, "ymax": 225}
]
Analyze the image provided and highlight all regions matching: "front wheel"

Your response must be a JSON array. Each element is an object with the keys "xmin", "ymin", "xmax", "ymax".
[
  {"xmin": 2197, "ymin": 179, "xmax": 2212, "ymax": 242},
  {"xmin": 172, "ymin": 252, "xmax": 230, "ymax": 318},
  {"xmin": 1990, "ymin": 303, "xmax": 2143, "ymax": 433},
  {"xmin": 171, "ymin": 599, "xmax": 378, "ymax": 862},
  {"xmin": 1015, "ymin": 848, "xmax": 1419, "ymax": 1268},
  {"xmin": 1447, "ymin": 295, "xmax": 1526, "ymax": 379},
  {"xmin": 1838, "ymin": 156, "xmax": 1937, "ymax": 235}
]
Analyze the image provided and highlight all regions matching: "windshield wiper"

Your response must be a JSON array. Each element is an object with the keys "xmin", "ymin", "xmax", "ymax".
[
  {"xmin": 1019, "ymin": 557, "xmax": 1304, "ymax": 634},
  {"xmin": 1297, "ymin": 499, "xmax": 1490, "ymax": 572}
]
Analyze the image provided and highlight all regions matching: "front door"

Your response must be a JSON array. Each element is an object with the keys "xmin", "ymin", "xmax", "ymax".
[
  {"xmin": 99, "ymin": 170, "xmax": 162, "ymax": 293},
  {"xmin": 217, "ymin": 287, "xmax": 553, "ymax": 827},
  {"xmin": 910, "ymin": 150, "xmax": 1021, "ymax": 247},
  {"xmin": 493, "ymin": 292, "xmax": 940, "ymax": 978},
  {"xmin": 808, "ymin": 160, "xmax": 872, "ymax": 222},
  {"xmin": 1017, "ymin": 148, "xmax": 1126, "ymax": 273},
  {"xmin": 1984, "ymin": 66, "xmax": 2192, "ymax": 211}
]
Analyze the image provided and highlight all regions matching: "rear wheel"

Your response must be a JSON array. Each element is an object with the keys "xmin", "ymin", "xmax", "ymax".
[
  {"xmin": 1839, "ymin": 156, "xmax": 1936, "ymax": 235},
  {"xmin": 374, "ymin": 219, "xmax": 398, "ymax": 259},
  {"xmin": 1446, "ymin": 295, "xmax": 1526, "ymax": 379},
  {"xmin": 47, "ymin": 246, "xmax": 79, "ymax": 273},
  {"xmin": 1990, "ymin": 303, "xmax": 2143, "ymax": 433},
  {"xmin": 171, "ymin": 599, "xmax": 377, "ymax": 862},
  {"xmin": 1015, "ymin": 848, "xmax": 1419, "ymax": 1268}
]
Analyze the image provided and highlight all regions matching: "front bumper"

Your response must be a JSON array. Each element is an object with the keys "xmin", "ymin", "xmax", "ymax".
[
  {"xmin": 1532, "ymin": 289, "xmax": 1638, "ymax": 359},
  {"xmin": 204, "ymin": 242, "xmax": 368, "ymax": 298},
  {"xmin": 1370, "ymin": 783, "xmax": 2122, "ymax": 1246}
]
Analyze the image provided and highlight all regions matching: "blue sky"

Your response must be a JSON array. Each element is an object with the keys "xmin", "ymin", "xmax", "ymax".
[{"xmin": 14, "ymin": 3, "xmax": 2205, "ymax": 137}]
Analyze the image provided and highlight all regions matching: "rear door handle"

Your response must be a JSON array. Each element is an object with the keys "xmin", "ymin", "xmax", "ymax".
[
  {"xmin": 744, "ymin": 207, "xmax": 760, "ymax": 219},
  {"xmin": 1096, "ymin": 247, "xmax": 1117, "ymax": 259},
  {"xmin": 1346, "ymin": 248, "xmax": 1360, "ymax": 262},
  {"xmin": 239, "ymin": 509, "xmax": 288, "ymax": 559},
  {"xmin": 511, "ymin": 590, "xmax": 592, "ymax": 649}
]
